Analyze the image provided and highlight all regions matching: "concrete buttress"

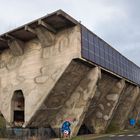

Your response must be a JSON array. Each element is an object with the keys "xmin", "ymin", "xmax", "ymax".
[
  {"xmin": 26, "ymin": 60, "xmax": 91, "ymax": 127},
  {"xmin": 50, "ymin": 66, "xmax": 100, "ymax": 137},
  {"xmin": 109, "ymin": 85, "xmax": 139, "ymax": 130},
  {"xmin": 85, "ymin": 74, "xmax": 125, "ymax": 133}
]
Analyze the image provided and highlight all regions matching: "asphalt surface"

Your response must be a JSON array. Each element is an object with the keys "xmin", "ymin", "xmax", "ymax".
[{"xmin": 93, "ymin": 130, "xmax": 140, "ymax": 140}]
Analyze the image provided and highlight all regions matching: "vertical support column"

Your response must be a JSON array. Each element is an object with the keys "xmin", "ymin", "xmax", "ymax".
[
  {"xmin": 109, "ymin": 86, "xmax": 139, "ymax": 131},
  {"xmin": 50, "ymin": 67, "xmax": 100, "ymax": 137},
  {"xmin": 85, "ymin": 79, "xmax": 125, "ymax": 134}
]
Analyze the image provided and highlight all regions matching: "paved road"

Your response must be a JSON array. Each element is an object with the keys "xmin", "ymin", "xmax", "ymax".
[{"xmin": 93, "ymin": 131, "xmax": 140, "ymax": 140}]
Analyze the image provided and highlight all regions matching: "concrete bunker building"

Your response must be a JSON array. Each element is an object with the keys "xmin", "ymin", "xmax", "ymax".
[{"xmin": 0, "ymin": 10, "xmax": 140, "ymax": 137}]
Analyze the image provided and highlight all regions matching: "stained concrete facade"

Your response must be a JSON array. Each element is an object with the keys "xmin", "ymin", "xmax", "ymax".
[
  {"xmin": 0, "ymin": 25, "xmax": 81, "ymax": 127},
  {"xmin": 0, "ymin": 10, "xmax": 140, "ymax": 138}
]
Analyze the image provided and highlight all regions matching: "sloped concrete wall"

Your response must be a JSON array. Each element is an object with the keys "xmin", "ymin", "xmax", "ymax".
[
  {"xmin": 0, "ymin": 25, "xmax": 81, "ymax": 126},
  {"xmin": 84, "ymin": 72, "xmax": 125, "ymax": 133},
  {"xmin": 108, "ymin": 84, "xmax": 139, "ymax": 131},
  {"xmin": 27, "ymin": 60, "xmax": 91, "ymax": 127},
  {"xmin": 125, "ymin": 94, "xmax": 140, "ymax": 129},
  {"xmin": 51, "ymin": 66, "xmax": 100, "ymax": 137}
]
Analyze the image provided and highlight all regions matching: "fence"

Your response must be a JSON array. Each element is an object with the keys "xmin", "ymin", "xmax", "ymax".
[{"xmin": 0, "ymin": 127, "xmax": 58, "ymax": 140}]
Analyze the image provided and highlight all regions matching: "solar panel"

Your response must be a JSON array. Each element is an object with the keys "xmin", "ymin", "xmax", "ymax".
[{"xmin": 81, "ymin": 25, "xmax": 140, "ymax": 85}]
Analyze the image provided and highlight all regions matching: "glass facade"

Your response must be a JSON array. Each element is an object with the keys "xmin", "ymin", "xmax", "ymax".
[{"xmin": 81, "ymin": 25, "xmax": 140, "ymax": 85}]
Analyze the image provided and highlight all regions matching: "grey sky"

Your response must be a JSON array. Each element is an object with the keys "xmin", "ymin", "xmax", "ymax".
[{"xmin": 0, "ymin": 0, "xmax": 140, "ymax": 66}]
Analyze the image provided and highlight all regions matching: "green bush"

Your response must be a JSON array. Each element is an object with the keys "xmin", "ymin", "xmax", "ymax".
[{"xmin": 0, "ymin": 115, "xmax": 6, "ymax": 137}]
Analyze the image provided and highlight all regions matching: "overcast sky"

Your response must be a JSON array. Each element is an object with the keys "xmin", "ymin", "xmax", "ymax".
[{"xmin": 0, "ymin": 0, "xmax": 140, "ymax": 66}]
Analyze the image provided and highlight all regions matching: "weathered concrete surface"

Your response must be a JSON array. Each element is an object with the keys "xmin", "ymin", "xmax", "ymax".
[
  {"xmin": 50, "ymin": 67, "xmax": 100, "ymax": 137},
  {"xmin": 84, "ymin": 72, "xmax": 118, "ymax": 121},
  {"xmin": 125, "ymin": 94, "xmax": 140, "ymax": 129},
  {"xmin": 35, "ymin": 26, "xmax": 55, "ymax": 48},
  {"xmin": 132, "ymin": 94, "xmax": 140, "ymax": 121},
  {"xmin": 84, "ymin": 72, "xmax": 125, "ymax": 134},
  {"xmin": 27, "ymin": 60, "xmax": 91, "ymax": 127},
  {"xmin": 8, "ymin": 39, "xmax": 24, "ymax": 56},
  {"xmin": 109, "ymin": 85, "xmax": 139, "ymax": 130},
  {"xmin": 0, "ymin": 25, "xmax": 81, "ymax": 126}
]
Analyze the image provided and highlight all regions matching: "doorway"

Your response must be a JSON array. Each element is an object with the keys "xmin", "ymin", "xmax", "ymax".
[{"xmin": 12, "ymin": 90, "xmax": 25, "ymax": 127}]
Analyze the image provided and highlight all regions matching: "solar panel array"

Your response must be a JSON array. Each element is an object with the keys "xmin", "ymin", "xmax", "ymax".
[{"xmin": 81, "ymin": 25, "xmax": 140, "ymax": 85}]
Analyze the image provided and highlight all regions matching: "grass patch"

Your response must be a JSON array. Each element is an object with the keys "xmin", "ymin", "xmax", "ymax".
[
  {"xmin": 106, "ymin": 123, "xmax": 121, "ymax": 133},
  {"xmin": 0, "ymin": 115, "xmax": 6, "ymax": 137},
  {"xmin": 70, "ymin": 137, "xmax": 85, "ymax": 140}
]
